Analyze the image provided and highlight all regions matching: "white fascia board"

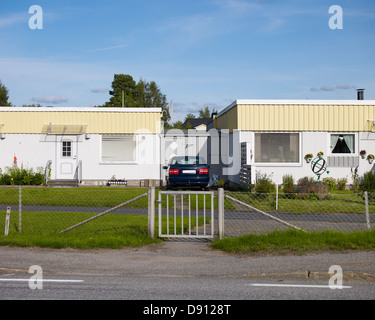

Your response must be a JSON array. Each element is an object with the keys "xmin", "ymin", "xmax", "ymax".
[{"xmin": 0, "ymin": 107, "xmax": 162, "ymax": 113}]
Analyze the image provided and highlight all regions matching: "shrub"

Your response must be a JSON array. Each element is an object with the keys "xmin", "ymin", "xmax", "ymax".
[
  {"xmin": 360, "ymin": 171, "xmax": 375, "ymax": 192},
  {"xmin": 323, "ymin": 177, "xmax": 336, "ymax": 192},
  {"xmin": 0, "ymin": 165, "xmax": 46, "ymax": 186},
  {"xmin": 336, "ymin": 177, "xmax": 348, "ymax": 190},
  {"xmin": 282, "ymin": 174, "xmax": 294, "ymax": 193},
  {"xmin": 255, "ymin": 172, "xmax": 276, "ymax": 193}
]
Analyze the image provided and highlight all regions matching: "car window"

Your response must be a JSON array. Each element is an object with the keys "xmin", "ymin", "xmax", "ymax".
[{"xmin": 170, "ymin": 156, "xmax": 206, "ymax": 165}]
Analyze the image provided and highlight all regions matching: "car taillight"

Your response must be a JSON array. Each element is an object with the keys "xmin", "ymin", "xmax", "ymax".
[
  {"xmin": 169, "ymin": 169, "xmax": 179, "ymax": 175},
  {"xmin": 199, "ymin": 168, "xmax": 209, "ymax": 175}
]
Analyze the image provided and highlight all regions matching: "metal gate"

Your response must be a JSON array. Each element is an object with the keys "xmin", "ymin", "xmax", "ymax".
[{"xmin": 158, "ymin": 191, "xmax": 215, "ymax": 239}]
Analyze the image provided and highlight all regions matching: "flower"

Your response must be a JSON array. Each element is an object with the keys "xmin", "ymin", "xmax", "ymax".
[
  {"xmin": 367, "ymin": 154, "xmax": 374, "ymax": 160},
  {"xmin": 305, "ymin": 153, "xmax": 313, "ymax": 159},
  {"xmin": 360, "ymin": 150, "xmax": 366, "ymax": 155},
  {"xmin": 318, "ymin": 151, "xmax": 324, "ymax": 156}
]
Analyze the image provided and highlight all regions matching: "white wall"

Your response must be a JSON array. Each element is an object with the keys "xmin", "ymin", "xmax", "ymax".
[
  {"xmin": 236, "ymin": 131, "xmax": 375, "ymax": 186},
  {"xmin": 0, "ymin": 134, "xmax": 55, "ymax": 173},
  {"xmin": 0, "ymin": 133, "xmax": 161, "ymax": 182}
]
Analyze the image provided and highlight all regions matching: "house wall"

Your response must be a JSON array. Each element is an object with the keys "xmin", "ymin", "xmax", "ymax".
[
  {"xmin": 213, "ymin": 100, "xmax": 375, "ymax": 187},
  {"xmin": 0, "ymin": 133, "xmax": 161, "ymax": 183},
  {"xmin": 236, "ymin": 131, "xmax": 375, "ymax": 186}
]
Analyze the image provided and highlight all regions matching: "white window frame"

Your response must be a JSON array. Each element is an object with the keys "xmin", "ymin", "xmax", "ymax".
[
  {"xmin": 100, "ymin": 135, "xmax": 138, "ymax": 164},
  {"xmin": 328, "ymin": 132, "xmax": 357, "ymax": 156},
  {"xmin": 253, "ymin": 132, "xmax": 302, "ymax": 167}
]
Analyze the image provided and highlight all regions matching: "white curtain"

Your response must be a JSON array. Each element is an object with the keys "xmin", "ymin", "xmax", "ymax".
[{"xmin": 102, "ymin": 135, "xmax": 136, "ymax": 162}]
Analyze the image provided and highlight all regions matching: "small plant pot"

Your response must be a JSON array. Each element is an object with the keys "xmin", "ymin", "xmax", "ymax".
[
  {"xmin": 369, "ymin": 159, "xmax": 374, "ymax": 164},
  {"xmin": 305, "ymin": 158, "xmax": 312, "ymax": 163},
  {"xmin": 361, "ymin": 154, "xmax": 366, "ymax": 159}
]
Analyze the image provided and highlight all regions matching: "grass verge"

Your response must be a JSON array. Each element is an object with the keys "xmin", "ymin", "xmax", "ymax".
[
  {"xmin": 211, "ymin": 229, "xmax": 375, "ymax": 255},
  {"xmin": 0, "ymin": 211, "xmax": 209, "ymax": 250}
]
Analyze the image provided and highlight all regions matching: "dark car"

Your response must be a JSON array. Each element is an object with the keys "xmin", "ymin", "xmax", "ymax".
[{"xmin": 163, "ymin": 156, "xmax": 210, "ymax": 190}]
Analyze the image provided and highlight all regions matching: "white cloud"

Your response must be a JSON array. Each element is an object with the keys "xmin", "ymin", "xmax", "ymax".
[
  {"xmin": 310, "ymin": 84, "xmax": 356, "ymax": 92},
  {"xmin": 0, "ymin": 13, "xmax": 26, "ymax": 28},
  {"xmin": 32, "ymin": 96, "xmax": 68, "ymax": 104},
  {"xmin": 91, "ymin": 88, "xmax": 109, "ymax": 93}
]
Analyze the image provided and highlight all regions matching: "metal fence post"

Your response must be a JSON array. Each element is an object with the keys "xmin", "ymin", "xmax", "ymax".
[
  {"xmin": 4, "ymin": 207, "xmax": 11, "ymax": 236},
  {"xmin": 19, "ymin": 187, "xmax": 22, "ymax": 233},
  {"xmin": 218, "ymin": 187, "xmax": 224, "ymax": 239},
  {"xmin": 276, "ymin": 184, "xmax": 279, "ymax": 211},
  {"xmin": 148, "ymin": 187, "xmax": 155, "ymax": 238},
  {"xmin": 365, "ymin": 191, "xmax": 371, "ymax": 230}
]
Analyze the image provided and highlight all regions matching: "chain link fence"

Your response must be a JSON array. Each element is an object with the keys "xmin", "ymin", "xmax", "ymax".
[
  {"xmin": 223, "ymin": 191, "xmax": 375, "ymax": 237},
  {"xmin": 0, "ymin": 187, "xmax": 150, "ymax": 238},
  {"xmin": 1, "ymin": 186, "xmax": 374, "ymax": 241}
]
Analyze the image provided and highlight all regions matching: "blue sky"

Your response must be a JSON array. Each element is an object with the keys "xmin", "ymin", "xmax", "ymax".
[{"xmin": 1, "ymin": 0, "xmax": 374, "ymax": 122}]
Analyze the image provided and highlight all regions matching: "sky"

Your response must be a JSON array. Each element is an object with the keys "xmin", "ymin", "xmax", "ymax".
[{"xmin": 1, "ymin": 0, "xmax": 375, "ymax": 122}]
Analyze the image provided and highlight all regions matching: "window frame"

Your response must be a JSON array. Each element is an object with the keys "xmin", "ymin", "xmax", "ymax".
[
  {"xmin": 100, "ymin": 134, "xmax": 138, "ymax": 164},
  {"xmin": 61, "ymin": 140, "xmax": 72, "ymax": 158},
  {"xmin": 253, "ymin": 132, "xmax": 301, "ymax": 166},
  {"xmin": 328, "ymin": 133, "xmax": 357, "ymax": 156}
]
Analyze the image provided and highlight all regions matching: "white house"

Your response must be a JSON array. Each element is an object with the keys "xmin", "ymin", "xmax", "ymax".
[
  {"xmin": 211, "ymin": 99, "xmax": 375, "ymax": 187},
  {"xmin": 0, "ymin": 107, "xmax": 162, "ymax": 186}
]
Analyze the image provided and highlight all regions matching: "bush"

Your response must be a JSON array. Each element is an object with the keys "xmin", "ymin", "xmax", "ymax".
[
  {"xmin": 282, "ymin": 174, "xmax": 294, "ymax": 193},
  {"xmin": 0, "ymin": 166, "xmax": 46, "ymax": 186},
  {"xmin": 336, "ymin": 177, "xmax": 348, "ymax": 190},
  {"xmin": 360, "ymin": 171, "xmax": 375, "ymax": 192},
  {"xmin": 323, "ymin": 177, "xmax": 336, "ymax": 192},
  {"xmin": 255, "ymin": 172, "xmax": 276, "ymax": 193}
]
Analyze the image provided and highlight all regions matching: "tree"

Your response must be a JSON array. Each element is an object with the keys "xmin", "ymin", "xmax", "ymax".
[
  {"xmin": 184, "ymin": 113, "xmax": 196, "ymax": 121},
  {"xmin": 104, "ymin": 74, "xmax": 137, "ymax": 108},
  {"xmin": 199, "ymin": 106, "xmax": 217, "ymax": 118},
  {"xmin": 102, "ymin": 74, "xmax": 170, "ymax": 127},
  {"xmin": 0, "ymin": 81, "xmax": 12, "ymax": 106}
]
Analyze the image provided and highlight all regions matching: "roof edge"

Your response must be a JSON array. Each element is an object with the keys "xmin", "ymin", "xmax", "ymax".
[
  {"xmin": 0, "ymin": 107, "xmax": 162, "ymax": 113},
  {"xmin": 217, "ymin": 99, "xmax": 375, "ymax": 118}
]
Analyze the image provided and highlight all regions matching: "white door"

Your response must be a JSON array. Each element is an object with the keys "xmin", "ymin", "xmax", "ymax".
[{"xmin": 55, "ymin": 136, "xmax": 78, "ymax": 180}]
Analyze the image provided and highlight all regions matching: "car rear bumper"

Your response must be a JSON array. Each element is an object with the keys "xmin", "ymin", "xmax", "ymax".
[{"xmin": 167, "ymin": 176, "xmax": 209, "ymax": 188}]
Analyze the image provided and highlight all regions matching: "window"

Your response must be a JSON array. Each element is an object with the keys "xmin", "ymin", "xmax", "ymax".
[
  {"xmin": 255, "ymin": 133, "xmax": 300, "ymax": 163},
  {"xmin": 330, "ymin": 134, "xmax": 355, "ymax": 154},
  {"xmin": 101, "ymin": 135, "xmax": 136, "ymax": 162},
  {"xmin": 62, "ymin": 141, "xmax": 72, "ymax": 158}
]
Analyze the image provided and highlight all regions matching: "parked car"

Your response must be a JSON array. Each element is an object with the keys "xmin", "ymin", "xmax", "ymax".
[{"xmin": 163, "ymin": 156, "xmax": 210, "ymax": 190}]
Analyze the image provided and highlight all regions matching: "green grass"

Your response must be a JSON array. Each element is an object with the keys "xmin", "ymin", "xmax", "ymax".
[
  {"xmin": 211, "ymin": 229, "xmax": 375, "ymax": 255},
  {"xmin": 0, "ymin": 210, "xmax": 210, "ymax": 249},
  {"xmin": 225, "ymin": 191, "xmax": 375, "ymax": 214},
  {"xmin": 0, "ymin": 187, "xmax": 149, "ymax": 208}
]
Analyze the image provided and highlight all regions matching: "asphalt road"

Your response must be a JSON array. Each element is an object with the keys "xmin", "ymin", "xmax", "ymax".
[{"xmin": 1, "ymin": 240, "xmax": 375, "ymax": 306}]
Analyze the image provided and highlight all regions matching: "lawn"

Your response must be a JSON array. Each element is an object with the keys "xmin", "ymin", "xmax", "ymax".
[
  {"xmin": 0, "ymin": 209, "xmax": 209, "ymax": 249},
  {"xmin": 211, "ymin": 229, "xmax": 375, "ymax": 255}
]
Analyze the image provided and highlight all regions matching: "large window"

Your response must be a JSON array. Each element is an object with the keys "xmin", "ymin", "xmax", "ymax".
[
  {"xmin": 255, "ymin": 133, "xmax": 300, "ymax": 163},
  {"xmin": 101, "ymin": 135, "xmax": 136, "ymax": 163},
  {"xmin": 330, "ymin": 134, "xmax": 355, "ymax": 154}
]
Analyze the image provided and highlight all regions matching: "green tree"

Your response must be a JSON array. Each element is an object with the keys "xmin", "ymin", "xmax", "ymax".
[
  {"xmin": 184, "ymin": 113, "xmax": 196, "ymax": 121},
  {"xmin": 199, "ymin": 106, "xmax": 217, "ymax": 118},
  {"xmin": 102, "ymin": 74, "xmax": 170, "ymax": 127},
  {"xmin": 103, "ymin": 74, "xmax": 137, "ymax": 108},
  {"xmin": 0, "ymin": 80, "xmax": 12, "ymax": 106}
]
